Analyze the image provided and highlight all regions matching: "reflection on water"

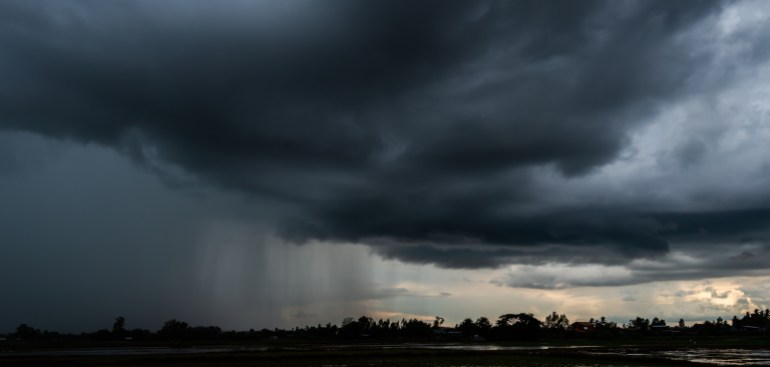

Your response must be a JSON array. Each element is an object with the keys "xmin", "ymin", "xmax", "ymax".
[
  {"xmin": 0, "ymin": 343, "xmax": 602, "ymax": 357},
  {"xmin": 361, "ymin": 343, "xmax": 598, "ymax": 351},
  {"xmin": 657, "ymin": 348, "xmax": 770, "ymax": 366},
  {"xmin": 3, "ymin": 343, "xmax": 770, "ymax": 365},
  {"xmin": 383, "ymin": 343, "xmax": 549, "ymax": 351},
  {"xmin": 387, "ymin": 345, "xmax": 770, "ymax": 365},
  {"xmin": 587, "ymin": 348, "xmax": 770, "ymax": 366}
]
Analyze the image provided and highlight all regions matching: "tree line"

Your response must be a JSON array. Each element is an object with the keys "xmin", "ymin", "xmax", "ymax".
[{"xmin": 4, "ymin": 309, "xmax": 770, "ymax": 343}]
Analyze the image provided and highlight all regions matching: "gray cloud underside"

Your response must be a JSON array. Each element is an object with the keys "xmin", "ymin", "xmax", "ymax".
[
  {"xmin": 495, "ymin": 250, "xmax": 770, "ymax": 289},
  {"xmin": 3, "ymin": 0, "xmax": 769, "ymax": 272}
]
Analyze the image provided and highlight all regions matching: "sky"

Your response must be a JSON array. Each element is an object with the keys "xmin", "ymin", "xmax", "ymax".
[{"xmin": 1, "ymin": 0, "xmax": 770, "ymax": 333}]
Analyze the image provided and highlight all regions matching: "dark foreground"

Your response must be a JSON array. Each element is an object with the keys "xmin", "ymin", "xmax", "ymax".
[
  {"xmin": 0, "ymin": 349, "xmax": 681, "ymax": 367},
  {"xmin": 3, "ymin": 341, "xmax": 770, "ymax": 366}
]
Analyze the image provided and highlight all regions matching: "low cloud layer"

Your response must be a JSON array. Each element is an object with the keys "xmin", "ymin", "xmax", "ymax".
[
  {"xmin": 2, "ymin": 1, "xmax": 770, "ymax": 286},
  {"xmin": 495, "ymin": 242, "xmax": 770, "ymax": 289}
]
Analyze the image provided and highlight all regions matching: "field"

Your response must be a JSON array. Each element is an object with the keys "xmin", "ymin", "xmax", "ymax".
[
  {"xmin": 4, "ymin": 339, "xmax": 770, "ymax": 367},
  {"xmin": 0, "ymin": 348, "xmax": 686, "ymax": 367}
]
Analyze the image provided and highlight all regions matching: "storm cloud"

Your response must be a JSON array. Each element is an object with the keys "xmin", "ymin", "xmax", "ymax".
[{"xmin": 2, "ymin": 0, "xmax": 770, "ymax": 276}]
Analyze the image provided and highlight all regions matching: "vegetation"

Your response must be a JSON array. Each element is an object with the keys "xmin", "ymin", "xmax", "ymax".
[{"xmin": 3, "ymin": 309, "xmax": 770, "ymax": 344}]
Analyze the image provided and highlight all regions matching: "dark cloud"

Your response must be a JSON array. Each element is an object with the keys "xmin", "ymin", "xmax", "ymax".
[
  {"xmin": 322, "ymin": 207, "xmax": 770, "ymax": 269},
  {"xmin": 5, "ymin": 0, "xmax": 768, "ymax": 272},
  {"xmin": 373, "ymin": 245, "xmax": 521, "ymax": 269},
  {"xmin": 654, "ymin": 209, "xmax": 770, "ymax": 243},
  {"xmin": 494, "ymin": 239, "xmax": 770, "ymax": 289}
]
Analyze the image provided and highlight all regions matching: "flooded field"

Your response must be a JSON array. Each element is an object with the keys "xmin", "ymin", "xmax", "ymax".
[
  {"xmin": 3, "ymin": 343, "xmax": 770, "ymax": 366},
  {"xmin": 383, "ymin": 343, "xmax": 599, "ymax": 351},
  {"xmin": 584, "ymin": 347, "xmax": 770, "ymax": 366},
  {"xmin": 656, "ymin": 348, "xmax": 770, "ymax": 366},
  {"xmin": 341, "ymin": 343, "xmax": 770, "ymax": 365}
]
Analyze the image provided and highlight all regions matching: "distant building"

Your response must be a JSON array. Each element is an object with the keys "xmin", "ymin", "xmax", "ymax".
[{"xmin": 570, "ymin": 321, "xmax": 595, "ymax": 333}]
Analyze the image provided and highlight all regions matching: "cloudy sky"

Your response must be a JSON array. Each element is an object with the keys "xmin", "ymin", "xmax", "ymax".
[{"xmin": 2, "ymin": 0, "xmax": 770, "ymax": 333}]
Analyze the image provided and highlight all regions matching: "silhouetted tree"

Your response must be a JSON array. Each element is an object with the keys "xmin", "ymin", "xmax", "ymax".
[
  {"xmin": 158, "ymin": 319, "xmax": 190, "ymax": 340},
  {"xmin": 475, "ymin": 316, "xmax": 492, "ymax": 337},
  {"xmin": 628, "ymin": 317, "xmax": 650, "ymax": 334},
  {"xmin": 339, "ymin": 317, "xmax": 364, "ymax": 339},
  {"xmin": 457, "ymin": 318, "xmax": 478, "ymax": 337},
  {"xmin": 495, "ymin": 313, "xmax": 542, "ymax": 340},
  {"xmin": 112, "ymin": 316, "xmax": 127, "ymax": 339},
  {"xmin": 14, "ymin": 324, "xmax": 40, "ymax": 341},
  {"xmin": 11, "ymin": 310, "xmax": 770, "ymax": 343},
  {"xmin": 432, "ymin": 316, "xmax": 445, "ymax": 328},
  {"xmin": 400, "ymin": 318, "xmax": 432, "ymax": 338},
  {"xmin": 341, "ymin": 317, "xmax": 355, "ymax": 327},
  {"xmin": 358, "ymin": 316, "xmax": 375, "ymax": 335},
  {"xmin": 543, "ymin": 312, "xmax": 569, "ymax": 338},
  {"xmin": 544, "ymin": 312, "xmax": 569, "ymax": 330},
  {"xmin": 592, "ymin": 316, "xmax": 620, "ymax": 338}
]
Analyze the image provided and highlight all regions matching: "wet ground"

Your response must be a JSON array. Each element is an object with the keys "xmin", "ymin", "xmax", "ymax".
[{"xmin": 2, "ymin": 342, "xmax": 770, "ymax": 366}]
